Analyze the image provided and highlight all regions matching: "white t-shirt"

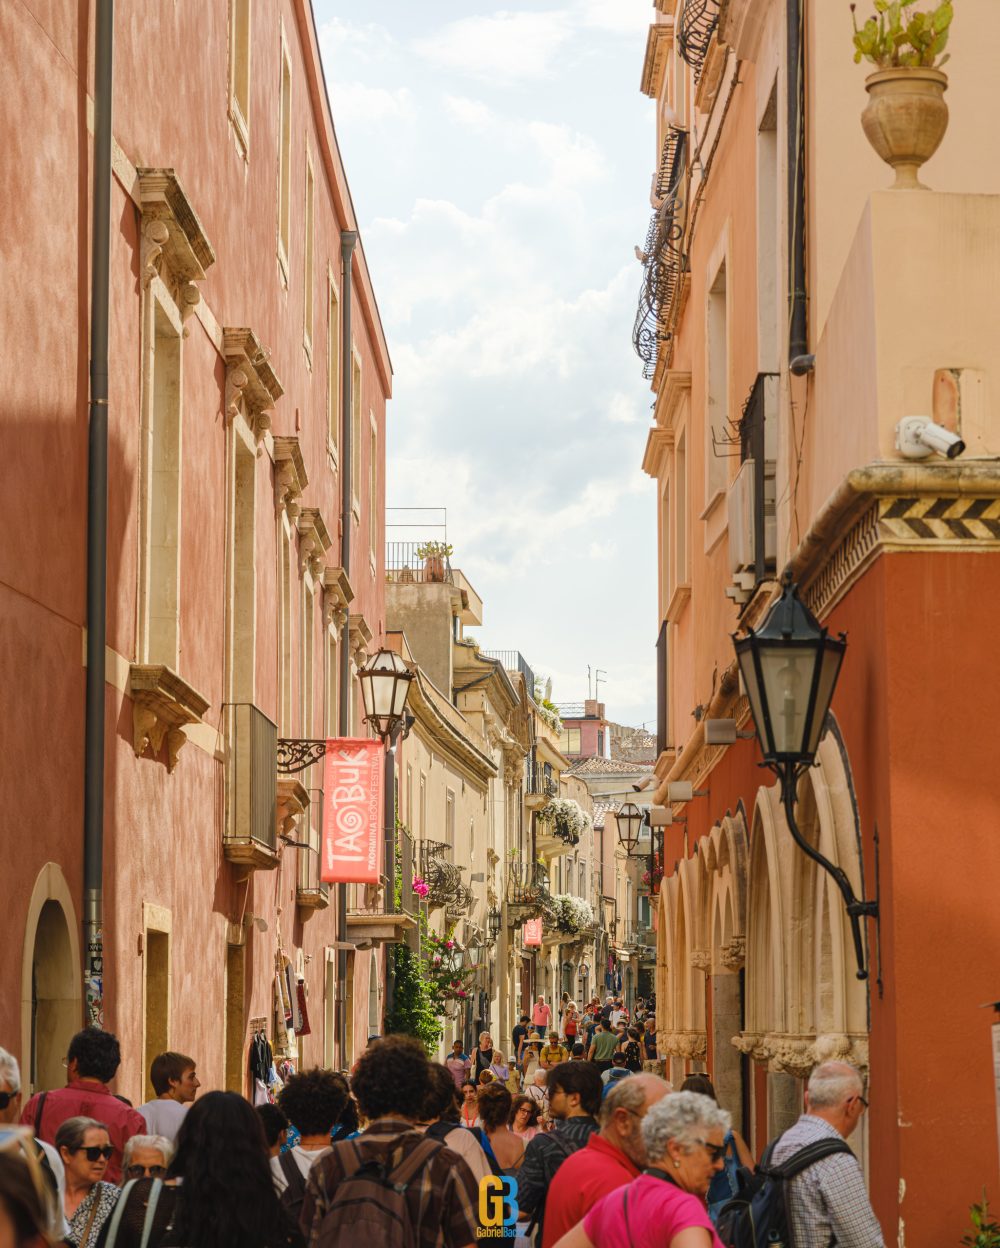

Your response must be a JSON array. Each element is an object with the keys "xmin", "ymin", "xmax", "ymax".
[
  {"xmin": 270, "ymin": 1144, "xmax": 331, "ymax": 1193},
  {"xmin": 138, "ymin": 1098, "xmax": 189, "ymax": 1141}
]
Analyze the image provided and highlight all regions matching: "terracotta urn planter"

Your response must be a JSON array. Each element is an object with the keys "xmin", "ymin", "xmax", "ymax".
[
  {"xmin": 423, "ymin": 555, "xmax": 445, "ymax": 582},
  {"xmin": 862, "ymin": 66, "xmax": 948, "ymax": 189}
]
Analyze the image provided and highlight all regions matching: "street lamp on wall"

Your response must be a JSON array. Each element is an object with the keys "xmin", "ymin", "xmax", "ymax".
[
  {"xmin": 487, "ymin": 908, "xmax": 502, "ymax": 944},
  {"xmin": 733, "ymin": 572, "xmax": 878, "ymax": 980},
  {"xmin": 615, "ymin": 802, "xmax": 644, "ymax": 855},
  {"xmin": 359, "ymin": 648, "xmax": 415, "ymax": 740}
]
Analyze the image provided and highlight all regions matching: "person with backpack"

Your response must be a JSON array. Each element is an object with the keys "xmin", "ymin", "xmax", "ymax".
[
  {"xmin": 417, "ymin": 1064, "xmax": 491, "ymax": 1186},
  {"xmin": 0, "ymin": 1047, "xmax": 67, "ymax": 1241},
  {"xmin": 720, "ymin": 1061, "xmax": 883, "ymax": 1248},
  {"xmin": 100, "ymin": 1091, "xmax": 299, "ymax": 1248},
  {"xmin": 517, "ymin": 1061, "xmax": 602, "ymax": 1244},
  {"xmin": 600, "ymin": 1053, "xmax": 632, "ymax": 1094},
  {"xmin": 272, "ymin": 1068, "xmax": 350, "ymax": 1234},
  {"xmin": 550, "ymin": 1091, "xmax": 728, "ymax": 1248},
  {"xmin": 679, "ymin": 1075, "xmax": 754, "ymax": 1224},
  {"xmin": 300, "ymin": 1035, "xmax": 479, "ymax": 1248}
]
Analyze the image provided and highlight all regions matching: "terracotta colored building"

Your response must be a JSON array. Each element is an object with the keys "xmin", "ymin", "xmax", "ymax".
[
  {"xmin": 637, "ymin": 0, "xmax": 1000, "ymax": 1240},
  {"xmin": 2, "ymin": 0, "xmax": 393, "ymax": 1098}
]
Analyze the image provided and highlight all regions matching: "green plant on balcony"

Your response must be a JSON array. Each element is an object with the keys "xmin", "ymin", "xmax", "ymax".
[
  {"xmin": 551, "ymin": 894, "xmax": 596, "ymax": 936},
  {"xmin": 538, "ymin": 797, "xmax": 591, "ymax": 846},
  {"xmin": 415, "ymin": 540, "xmax": 453, "ymax": 583},
  {"xmin": 962, "ymin": 1190, "xmax": 1000, "ymax": 1248},
  {"xmin": 850, "ymin": 0, "xmax": 952, "ymax": 68}
]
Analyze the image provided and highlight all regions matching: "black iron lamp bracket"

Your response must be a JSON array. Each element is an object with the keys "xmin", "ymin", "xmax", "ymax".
[
  {"xmin": 776, "ymin": 760, "xmax": 879, "ymax": 981},
  {"xmin": 277, "ymin": 738, "xmax": 328, "ymax": 775}
]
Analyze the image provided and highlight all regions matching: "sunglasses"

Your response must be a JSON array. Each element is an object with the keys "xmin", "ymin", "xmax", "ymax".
[
  {"xmin": 0, "ymin": 1092, "xmax": 15, "ymax": 1111},
  {"xmin": 694, "ymin": 1139, "xmax": 727, "ymax": 1164},
  {"xmin": 75, "ymin": 1145, "xmax": 114, "ymax": 1162},
  {"xmin": 125, "ymin": 1164, "xmax": 167, "ymax": 1179}
]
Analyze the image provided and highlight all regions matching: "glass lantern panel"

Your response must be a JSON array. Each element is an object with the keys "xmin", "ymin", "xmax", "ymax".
[
  {"xmin": 758, "ymin": 642, "xmax": 819, "ymax": 756},
  {"xmin": 805, "ymin": 644, "xmax": 844, "ymax": 755}
]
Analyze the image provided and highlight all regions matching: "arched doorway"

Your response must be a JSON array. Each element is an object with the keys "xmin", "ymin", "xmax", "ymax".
[{"xmin": 21, "ymin": 866, "xmax": 80, "ymax": 1094}]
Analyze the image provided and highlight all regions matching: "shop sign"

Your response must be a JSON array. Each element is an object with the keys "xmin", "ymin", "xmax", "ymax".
[
  {"xmin": 321, "ymin": 738, "xmax": 384, "ymax": 884},
  {"xmin": 523, "ymin": 918, "xmax": 543, "ymax": 947}
]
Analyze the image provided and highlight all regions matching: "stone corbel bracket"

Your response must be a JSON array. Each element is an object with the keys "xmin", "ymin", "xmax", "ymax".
[
  {"xmin": 721, "ymin": 935, "xmax": 746, "ymax": 971},
  {"xmin": 129, "ymin": 664, "xmax": 210, "ymax": 773},
  {"xmin": 323, "ymin": 566, "xmax": 354, "ymax": 633},
  {"xmin": 272, "ymin": 437, "xmax": 308, "ymax": 519},
  {"xmin": 222, "ymin": 327, "xmax": 284, "ymax": 442},
  {"xmin": 348, "ymin": 613, "xmax": 374, "ymax": 669},
  {"xmin": 136, "ymin": 168, "xmax": 216, "ymax": 296},
  {"xmin": 276, "ymin": 778, "xmax": 310, "ymax": 843},
  {"xmin": 661, "ymin": 1029, "xmax": 708, "ymax": 1062},
  {"xmin": 297, "ymin": 508, "xmax": 333, "ymax": 578}
]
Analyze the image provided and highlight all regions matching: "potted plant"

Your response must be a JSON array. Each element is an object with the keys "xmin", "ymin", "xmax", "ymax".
[
  {"xmin": 851, "ymin": 0, "xmax": 953, "ymax": 188},
  {"xmin": 415, "ymin": 540, "xmax": 453, "ymax": 583}
]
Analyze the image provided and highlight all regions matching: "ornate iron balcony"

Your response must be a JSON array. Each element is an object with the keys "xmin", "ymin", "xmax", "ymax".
[
  {"xmin": 633, "ymin": 128, "xmax": 688, "ymax": 379},
  {"xmin": 677, "ymin": 0, "xmax": 720, "ymax": 83}
]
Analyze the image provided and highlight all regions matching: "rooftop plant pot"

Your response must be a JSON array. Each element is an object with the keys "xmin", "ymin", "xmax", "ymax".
[{"xmin": 862, "ymin": 66, "xmax": 948, "ymax": 190}]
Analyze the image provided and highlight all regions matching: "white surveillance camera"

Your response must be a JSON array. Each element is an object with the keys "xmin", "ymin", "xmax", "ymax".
[
  {"xmin": 632, "ymin": 776, "xmax": 654, "ymax": 792},
  {"xmin": 895, "ymin": 416, "xmax": 966, "ymax": 461}
]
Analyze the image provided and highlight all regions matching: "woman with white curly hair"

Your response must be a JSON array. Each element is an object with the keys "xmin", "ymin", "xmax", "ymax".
[{"xmin": 552, "ymin": 1091, "xmax": 729, "ymax": 1248}]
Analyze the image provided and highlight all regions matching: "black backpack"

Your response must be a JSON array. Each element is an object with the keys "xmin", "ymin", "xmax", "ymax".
[
  {"xmin": 278, "ymin": 1151, "xmax": 310, "ymax": 1236},
  {"xmin": 716, "ymin": 1135, "xmax": 853, "ymax": 1248}
]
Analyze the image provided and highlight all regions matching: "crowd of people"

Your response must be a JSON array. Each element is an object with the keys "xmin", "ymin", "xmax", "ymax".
[{"xmin": 0, "ymin": 1000, "xmax": 884, "ymax": 1247}]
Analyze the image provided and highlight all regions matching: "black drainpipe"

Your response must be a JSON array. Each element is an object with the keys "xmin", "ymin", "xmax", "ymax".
[
  {"xmin": 337, "ymin": 230, "xmax": 357, "ymax": 1065},
  {"xmin": 787, "ymin": 0, "xmax": 813, "ymax": 375},
  {"xmin": 84, "ymin": 0, "xmax": 114, "ymax": 1029}
]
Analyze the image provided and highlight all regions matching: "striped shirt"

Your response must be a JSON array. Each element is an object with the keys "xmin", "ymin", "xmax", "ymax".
[
  {"xmin": 770, "ymin": 1115, "xmax": 884, "ymax": 1247},
  {"xmin": 300, "ymin": 1119, "xmax": 479, "ymax": 1248}
]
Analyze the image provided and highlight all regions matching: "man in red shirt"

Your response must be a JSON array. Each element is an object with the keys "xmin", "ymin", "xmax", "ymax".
[
  {"xmin": 540, "ymin": 1072, "xmax": 671, "ymax": 1247},
  {"xmin": 20, "ymin": 1027, "xmax": 146, "ymax": 1183}
]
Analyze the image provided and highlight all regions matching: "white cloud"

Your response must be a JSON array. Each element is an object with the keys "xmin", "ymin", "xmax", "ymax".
[
  {"xmin": 443, "ymin": 95, "xmax": 495, "ymax": 129},
  {"xmin": 328, "ymin": 82, "xmax": 414, "ymax": 125},
  {"xmin": 589, "ymin": 539, "xmax": 618, "ymax": 560},
  {"xmin": 608, "ymin": 392, "xmax": 639, "ymax": 424},
  {"xmin": 317, "ymin": 17, "xmax": 395, "ymax": 65},
  {"xmin": 413, "ymin": 10, "xmax": 573, "ymax": 82},
  {"xmin": 578, "ymin": 0, "xmax": 653, "ymax": 36}
]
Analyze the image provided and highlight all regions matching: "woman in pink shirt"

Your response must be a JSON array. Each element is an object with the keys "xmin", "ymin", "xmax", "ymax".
[
  {"xmin": 531, "ymin": 996, "xmax": 552, "ymax": 1031},
  {"xmin": 551, "ymin": 1092, "xmax": 728, "ymax": 1248}
]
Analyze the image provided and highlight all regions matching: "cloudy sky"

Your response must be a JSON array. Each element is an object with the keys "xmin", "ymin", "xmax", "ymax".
[{"xmin": 316, "ymin": 1, "xmax": 658, "ymax": 727}]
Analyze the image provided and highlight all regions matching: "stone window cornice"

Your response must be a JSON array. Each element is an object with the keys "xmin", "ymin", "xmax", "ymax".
[
  {"xmin": 297, "ymin": 507, "xmax": 333, "ymax": 577},
  {"xmin": 273, "ymin": 436, "xmax": 308, "ymax": 518},
  {"xmin": 136, "ymin": 169, "xmax": 216, "ymax": 317},
  {"xmin": 348, "ymin": 613, "xmax": 373, "ymax": 667},
  {"xmin": 223, "ymin": 327, "xmax": 284, "ymax": 440},
  {"xmin": 129, "ymin": 663, "xmax": 210, "ymax": 773},
  {"xmin": 323, "ymin": 566, "xmax": 354, "ymax": 632}
]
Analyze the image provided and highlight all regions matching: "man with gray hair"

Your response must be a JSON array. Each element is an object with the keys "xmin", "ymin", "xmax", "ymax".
[
  {"xmin": 540, "ymin": 1073, "xmax": 672, "ymax": 1247},
  {"xmin": 0, "ymin": 1045, "xmax": 69, "ymax": 1240},
  {"xmin": 121, "ymin": 1133, "xmax": 174, "ymax": 1182},
  {"xmin": 770, "ymin": 1060, "xmax": 884, "ymax": 1246}
]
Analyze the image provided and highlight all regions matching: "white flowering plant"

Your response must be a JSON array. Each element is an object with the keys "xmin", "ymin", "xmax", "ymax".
[
  {"xmin": 551, "ymin": 894, "xmax": 597, "ymax": 935},
  {"xmin": 538, "ymin": 797, "xmax": 592, "ymax": 846}
]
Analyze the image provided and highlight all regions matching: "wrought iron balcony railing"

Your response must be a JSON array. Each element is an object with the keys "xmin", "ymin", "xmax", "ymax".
[
  {"xmin": 482, "ymin": 650, "xmax": 536, "ymax": 698},
  {"xmin": 526, "ymin": 760, "xmax": 557, "ymax": 798},
  {"xmin": 385, "ymin": 541, "xmax": 454, "ymax": 586},
  {"xmin": 506, "ymin": 857, "xmax": 552, "ymax": 915},
  {"xmin": 296, "ymin": 786, "xmax": 329, "ymax": 908},
  {"xmin": 677, "ymin": 0, "xmax": 720, "ymax": 83},
  {"xmin": 633, "ymin": 128, "xmax": 688, "ymax": 379},
  {"xmin": 626, "ymin": 920, "xmax": 655, "ymax": 949}
]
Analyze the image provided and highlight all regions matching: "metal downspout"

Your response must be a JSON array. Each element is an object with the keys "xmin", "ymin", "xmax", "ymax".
[
  {"xmin": 84, "ymin": 0, "xmax": 114, "ymax": 1029},
  {"xmin": 337, "ymin": 230, "xmax": 357, "ymax": 1065},
  {"xmin": 787, "ymin": 0, "xmax": 809, "ymax": 369}
]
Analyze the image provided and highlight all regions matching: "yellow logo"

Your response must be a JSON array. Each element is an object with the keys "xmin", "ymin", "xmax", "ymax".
[{"xmin": 477, "ymin": 1175, "xmax": 519, "ymax": 1239}]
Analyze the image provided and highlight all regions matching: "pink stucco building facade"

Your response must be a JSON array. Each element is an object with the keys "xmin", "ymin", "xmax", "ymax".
[{"xmin": 2, "ymin": 0, "xmax": 391, "ymax": 1099}]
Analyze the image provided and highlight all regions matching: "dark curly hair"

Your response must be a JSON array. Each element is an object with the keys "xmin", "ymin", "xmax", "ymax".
[
  {"xmin": 278, "ymin": 1067, "xmax": 350, "ymax": 1136},
  {"xmin": 255, "ymin": 1103, "xmax": 289, "ymax": 1149},
  {"xmin": 67, "ymin": 1027, "xmax": 121, "ymax": 1083},
  {"xmin": 422, "ymin": 1064, "xmax": 460, "ymax": 1123},
  {"xmin": 169, "ymin": 1091, "xmax": 290, "ymax": 1248},
  {"xmin": 352, "ymin": 1036, "xmax": 430, "ymax": 1122},
  {"xmin": 508, "ymin": 1095, "xmax": 541, "ymax": 1129},
  {"xmin": 476, "ymin": 1084, "xmax": 512, "ymax": 1132},
  {"xmin": 547, "ymin": 1060, "xmax": 603, "ymax": 1117}
]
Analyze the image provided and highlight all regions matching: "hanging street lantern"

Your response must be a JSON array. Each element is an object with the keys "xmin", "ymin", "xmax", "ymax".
[
  {"xmin": 615, "ymin": 802, "xmax": 644, "ymax": 855},
  {"xmin": 487, "ymin": 908, "xmax": 503, "ymax": 944},
  {"xmin": 732, "ymin": 571, "xmax": 877, "ymax": 980},
  {"xmin": 358, "ymin": 648, "xmax": 415, "ymax": 741},
  {"xmin": 734, "ymin": 574, "xmax": 846, "ymax": 767}
]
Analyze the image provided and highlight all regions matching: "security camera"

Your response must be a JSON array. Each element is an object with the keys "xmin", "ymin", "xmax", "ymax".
[
  {"xmin": 632, "ymin": 776, "xmax": 655, "ymax": 792},
  {"xmin": 896, "ymin": 416, "xmax": 966, "ymax": 461}
]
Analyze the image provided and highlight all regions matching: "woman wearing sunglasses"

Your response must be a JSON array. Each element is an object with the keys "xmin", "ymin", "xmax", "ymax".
[
  {"xmin": 551, "ymin": 1093, "xmax": 729, "ymax": 1248},
  {"xmin": 54, "ymin": 1117, "xmax": 119, "ymax": 1247}
]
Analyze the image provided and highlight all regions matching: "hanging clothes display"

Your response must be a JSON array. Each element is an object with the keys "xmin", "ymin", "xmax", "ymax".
[
  {"xmin": 295, "ymin": 979, "xmax": 312, "ymax": 1036},
  {"xmin": 248, "ymin": 1025, "xmax": 273, "ymax": 1105}
]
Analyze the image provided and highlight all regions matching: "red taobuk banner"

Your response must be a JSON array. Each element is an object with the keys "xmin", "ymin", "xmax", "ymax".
[
  {"xmin": 321, "ymin": 739, "xmax": 385, "ymax": 884},
  {"xmin": 523, "ymin": 918, "xmax": 543, "ymax": 947}
]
